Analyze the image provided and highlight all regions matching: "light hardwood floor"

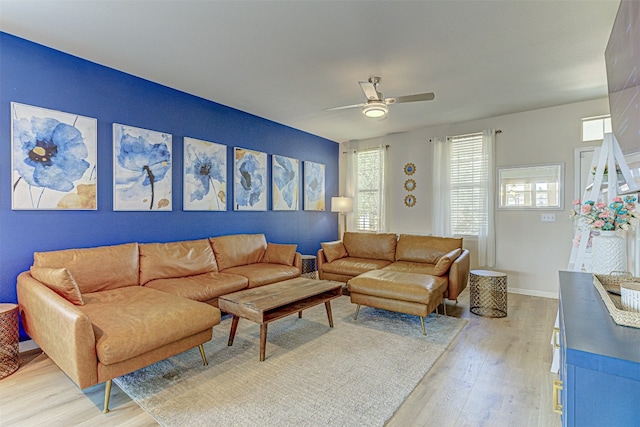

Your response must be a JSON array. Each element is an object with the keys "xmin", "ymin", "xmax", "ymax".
[{"xmin": 0, "ymin": 290, "xmax": 560, "ymax": 426}]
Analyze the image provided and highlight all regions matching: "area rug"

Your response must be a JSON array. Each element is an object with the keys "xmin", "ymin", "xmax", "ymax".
[{"xmin": 114, "ymin": 296, "xmax": 466, "ymax": 426}]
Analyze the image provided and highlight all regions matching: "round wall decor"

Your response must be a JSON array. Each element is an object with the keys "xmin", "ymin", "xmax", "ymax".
[
  {"xmin": 404, "ymin": 163, "xmax": 416, "ymax": 175},
  {"xmin": 404, "ymin": 194, "xmax": 416, "ymax": 207},
  {"xmin": 404, "ymin": 179, "xmax": 416, "ymax": 192}
]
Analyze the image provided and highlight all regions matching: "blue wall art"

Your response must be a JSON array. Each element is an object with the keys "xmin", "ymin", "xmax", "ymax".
[
  {"xmin": 272, "ymin": 154, "xmax": 299, "ymax": 211},
  {"xmin": 113, "ymin": 123, "xmax": 173, "ymax": 211},
  {"xmin": 11, "ymin": 102, "xmax": 97, "ymax": 210},
  {"xmin": 304, "ymin": 161, "xmax": 325, "ymax": 211},
  {"xmin": 183, "ymin": 137, "xmax": 227, "ymax": 211},
  {"xmin": 234, "ymin": 147, "xmax": 267, "ymax": 211}
]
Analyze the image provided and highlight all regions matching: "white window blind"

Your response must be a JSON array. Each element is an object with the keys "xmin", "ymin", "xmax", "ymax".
[
  {"xmin": 449, "ymin": 132, "xmax": 487, "ymax": 236},
  {"xmin": 355, "ymin": 148, "xmax": 383, "ymax": 232}
]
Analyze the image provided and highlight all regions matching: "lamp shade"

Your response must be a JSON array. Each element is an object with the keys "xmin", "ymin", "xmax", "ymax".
[{"xmin": 331, "ymin": 196, "xmax": 353, "ymax": 213}]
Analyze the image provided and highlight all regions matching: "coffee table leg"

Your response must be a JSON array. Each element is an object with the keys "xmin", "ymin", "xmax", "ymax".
[
  {"xmin": 325, "ymin": 301, "xmax": 334, "ymax": 328},
  {"xmin": 259, "ymin": 323, "xmax": 268, "ymax": 362},
  {"xmin": 228, "ymin": 315, "xmax": 240, "ymax": 346}
]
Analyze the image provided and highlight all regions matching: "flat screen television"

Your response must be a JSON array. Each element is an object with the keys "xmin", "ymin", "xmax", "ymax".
[{"xmin": 605, "ymin": 0, "xmax": 640, "ymax": 195}]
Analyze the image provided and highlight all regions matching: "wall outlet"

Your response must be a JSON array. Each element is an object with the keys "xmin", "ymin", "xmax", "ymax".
[{"xmin": 541, "ymin": 213, "xmax": 556, "ymax": 222}]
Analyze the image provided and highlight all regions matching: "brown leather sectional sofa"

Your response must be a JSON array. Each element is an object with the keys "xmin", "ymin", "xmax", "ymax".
[
  {"xmin": 16, "ymin": 233, "xmax": 301, "ymax": 412},
  {"xmin": 318, "ymin": 232, "xmax": 470, "ymax": 301}
]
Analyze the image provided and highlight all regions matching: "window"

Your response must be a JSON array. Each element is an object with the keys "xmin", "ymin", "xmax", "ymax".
[
  {"xmin": 354, "ymin": 148, "xmax": 385, "ymax": 232},
  {"xmin": 582, "ymin": 115, "xmax": 611, "ymax": 142},
  {"xmin": 449, "ymin": 132, "xmax": 487, "ymax": 236},
  {"xmin": 498, "ymin": 164, "xmax": 564, "ymax": 209}
]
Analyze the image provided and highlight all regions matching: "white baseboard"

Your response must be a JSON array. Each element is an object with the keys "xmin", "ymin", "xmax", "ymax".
[
  {"xmin": 19, "ymin": 339, "xmax": 39, "ymax": 353},
  {"xmin": 508, "ymin": 288, "xmax": 558, "ymax": 300}
]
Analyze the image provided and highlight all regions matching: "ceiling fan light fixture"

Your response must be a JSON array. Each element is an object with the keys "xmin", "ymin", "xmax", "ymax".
[{"xmin": 362, "ymin": 102, "xmax": 388, "ymax": 118}]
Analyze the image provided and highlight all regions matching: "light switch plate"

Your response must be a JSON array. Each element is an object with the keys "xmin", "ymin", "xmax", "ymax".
[{"xmin": 541, "ymin": 213, "xmax": 556, "ymax": 222}]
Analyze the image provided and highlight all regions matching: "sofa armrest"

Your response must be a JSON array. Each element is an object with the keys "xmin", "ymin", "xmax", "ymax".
[
  {"xmin": 317, "ymin": 249, "xmax": 327, "ymax": 280},
  {"xmin": 17, "ymin": 271, "xmax": 98, "ymax": 389},
  {"xmin": 447, "ymin": 249, "xmax": 470, "ymax": 301},
  {"xmin": 294, "ymin": 252, "xmax": 302, "ymax": 275}
]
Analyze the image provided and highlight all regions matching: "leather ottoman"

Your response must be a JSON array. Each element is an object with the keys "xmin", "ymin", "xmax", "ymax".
[{"xmin": 347, "ymin": 269, "xmax": 448, "ymax": 335}]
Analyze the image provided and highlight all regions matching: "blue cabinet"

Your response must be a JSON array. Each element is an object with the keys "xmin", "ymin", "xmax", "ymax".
[{"xmin": 558, "ymin": 271, "xmax": 640, "ymax": 426}]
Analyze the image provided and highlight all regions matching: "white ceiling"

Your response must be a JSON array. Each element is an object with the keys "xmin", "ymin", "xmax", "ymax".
[{"xmin": 0, "ymin": 0, "xmax": 620, "ymax": 143}]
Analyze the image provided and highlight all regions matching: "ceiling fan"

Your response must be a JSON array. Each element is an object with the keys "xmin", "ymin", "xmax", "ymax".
[{"xmin": 324, "ymin": 76, "xmax": 435, "ymax": 118}]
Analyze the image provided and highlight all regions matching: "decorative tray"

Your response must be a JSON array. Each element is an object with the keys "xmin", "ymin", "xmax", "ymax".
[{"xmin": 593, "ymin": 273, "xmax": 640, "ymax": 329}]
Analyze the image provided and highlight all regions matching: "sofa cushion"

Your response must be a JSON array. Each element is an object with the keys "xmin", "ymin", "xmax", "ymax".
[
  {"xmin": 33, "ymin": 243, "xmax": 139, "ymax": 293},
  {"xmin": 222, "ymin": 263, "xmax": 300, "ymax": 288},
  {"xmin": 210, "ymin": 234, "xmax": 267, "ymax": 270},
  {"xmin": 382, "ymin": 261, "xmax": 438, "ymax": 276},
  {"xmin": 395, "ymin": 235, "xmax": 463, "ymax": 264},
  {"xmin": 432, "ymin": 248, "xmax": 463, "ymax": 276},
  {"xmin": 139, "ymin": 239, "xmax": 218, "ymax": 285},
  {"xmin": 347, "ymin": 270, "xmax": 448, "ymax": 304},
  {"xmin": 321, "ymin": 257, "xmax": 392, "ymax": 277},
  {"xmin": 343, "ymin": 232, "xmax": 397, "ymax": 262},
  {"xmin": 262, "ymin": 243, "xmax": 297, "ymax": 266},
  {"xmin": 80, "ymin": 286, "xmax": 220, "ymax": 366},
  {"xmin": 144, "ymin": 272, "xmax": 248, "ymax": 302},
  {"xmin": 29, "ymin": 267, "xmax": 84, "ymax": 305},
  {"xmin": 321, "ymin": 241, "xmax": 348, "ymax": 263}
]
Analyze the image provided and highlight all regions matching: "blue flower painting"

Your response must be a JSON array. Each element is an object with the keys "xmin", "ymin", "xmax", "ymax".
[
  {"xmin": 11, "ymin": 102, "xmax": 97, "ymax": 210},
  {"xmin": 304, "ymin": 161, "xmax": 325, "ymax": 211},
  {"xmin": 184, "ymin": 137, "xmax": 227, "ymax": 211},
  {"xmin": 113, "ymin": 124, "xmax": 172, "ymax": 211},
  {"xmin": 272, "ymin": 155, "xmax": 299, "ymax": 211},
  {"xmin": 234, "ymin": 147, "xmax": 267, "ymax": 211}
]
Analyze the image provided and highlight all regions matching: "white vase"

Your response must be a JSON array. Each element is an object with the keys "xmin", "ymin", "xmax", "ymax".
[{"xmin": 591, "ymin": 230, "xmax": 627, "ymax": 274}]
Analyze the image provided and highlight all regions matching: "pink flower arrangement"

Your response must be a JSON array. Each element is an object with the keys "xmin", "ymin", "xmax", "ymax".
[{"xmin": 571, "ymin": 196, "xmax": 638, "ymax": 231}]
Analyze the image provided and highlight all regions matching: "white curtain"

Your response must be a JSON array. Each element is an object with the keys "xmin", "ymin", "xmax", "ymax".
[
  {"xmin": 478, "ymin": 129, "xmax": 496, "ymax": 267},
  {"xmin": 432, "ymin": 137, "xmax": 451, "ymax": 237}
]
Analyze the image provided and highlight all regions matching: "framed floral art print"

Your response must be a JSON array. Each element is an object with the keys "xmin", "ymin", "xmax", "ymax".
[
  {"xmin": 11, "ymin": 102, "xmax": 97, "ymax": 210},
  {"xmin": 113, "ymin": 124, "xmax": 172, "ymax": 211},
  {"xmin": 272, "ymin": 154, "xmax": 299, "ymax": 211},
  {"xmin": 234, "ymin": 147, "xmax": 267, "ymax": 211},
  {"xmin": 183, "ymin": 137, "xmax": 227, "ymax": 211},
  {"xmin": 304, "ymin": 161, "xmax": 325, "ymax": 211}
]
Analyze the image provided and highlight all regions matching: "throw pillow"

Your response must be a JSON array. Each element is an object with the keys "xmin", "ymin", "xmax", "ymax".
[
  {"xmin": 262, "ymin": 243, "xmax": 297, "ymax": 266},
  {"xmin": 321, "ymin": 241, "xmax": 348, "ymax": 263},
  {"xmin": 432, "ymin": 248, "xmax": 463, "ymax": 276},
  {"xmin": 30, "ymin": 266, "xmax": 84, "ymax": 305}
]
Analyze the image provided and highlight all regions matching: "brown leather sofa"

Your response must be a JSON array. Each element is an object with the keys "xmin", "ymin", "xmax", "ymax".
[
  {"xmin": 318, "ymin": 232, "xmax": 469, "ymax": 334},
  {"xmin": 317, "ymin": 232, "xmax": 470, "ymax": 302},
  {"xmin": 17, "ymin": 233, "xmax": 301, "ymax": 413}
]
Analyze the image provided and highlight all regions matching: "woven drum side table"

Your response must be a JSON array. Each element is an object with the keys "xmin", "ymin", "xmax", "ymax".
[
  {"xmin": 0, "ymin": 303, "xmax": 20, "ymax": 379},
  {"xmin": 301, "ymin": 255, "xmax": 317, "ymax": 279},
  {"xmin": 469, "ymin": 270, "xmax": 507, "ymax": 318}
]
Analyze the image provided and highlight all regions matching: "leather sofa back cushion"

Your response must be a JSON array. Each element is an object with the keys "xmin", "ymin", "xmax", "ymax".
[
  {"xmin": 321, "ymin": 241, "xmax": 348, "ymax": 263},
  {"xmin": 396, "ymin": 235, "xmax": 463, "ymax": 264},
  {"xmin": 139, "ymin": 239, "xmax": 218, "ymax": 285},
  {"xmin": 432, "ymin": 248, "xmax": 463, "ymax": 276},
  {"xmin": 34, "ymin": 243, "xmax": 139, "ymax": 293},
  {"xmin": 210, "ymin": 234, "xmax": 267, "ymax": 270},
  {"xmin": 343, "ymin": 232, "xmax": 397, "ymax": 262},
  {"xmin": 262, "ymin": 243, "xmax": 297, "ymax": 266},
  {"xmin": 29, "ymin": 267, "xmax": 84, "ymax": 305}
]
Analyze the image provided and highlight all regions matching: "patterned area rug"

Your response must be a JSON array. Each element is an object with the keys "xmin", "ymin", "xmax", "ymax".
[{"xmin": 114, "ymin": 295, "xmax": 466, "ymax": 426}]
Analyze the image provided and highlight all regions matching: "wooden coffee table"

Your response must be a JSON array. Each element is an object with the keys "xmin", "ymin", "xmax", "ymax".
[{"xmin": 218, "ymin": 277, "xmax": 342, "ymax": 361}]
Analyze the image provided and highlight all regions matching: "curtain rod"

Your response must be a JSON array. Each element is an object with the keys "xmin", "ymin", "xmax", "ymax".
[{"xmin": 342, "ymin": 145, "xmax": 389, "ymax": 154}]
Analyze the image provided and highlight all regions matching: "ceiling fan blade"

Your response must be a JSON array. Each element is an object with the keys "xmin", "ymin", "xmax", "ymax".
[
  {"xmin": 323, "ymin": 102, "xmax": 365, "ymax": 112},
  {"xmin": 386, "ymin": 92, "xmax": 435, "ymax": 104},
  {"xmin": 359, "ymin": 81, "xmax": 381, "ymax": 101}
]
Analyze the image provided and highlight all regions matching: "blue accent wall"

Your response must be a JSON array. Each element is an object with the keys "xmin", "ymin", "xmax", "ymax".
[{"xmin": 0, "ymin": 32, "xmax": 338, "ymax": 332}]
